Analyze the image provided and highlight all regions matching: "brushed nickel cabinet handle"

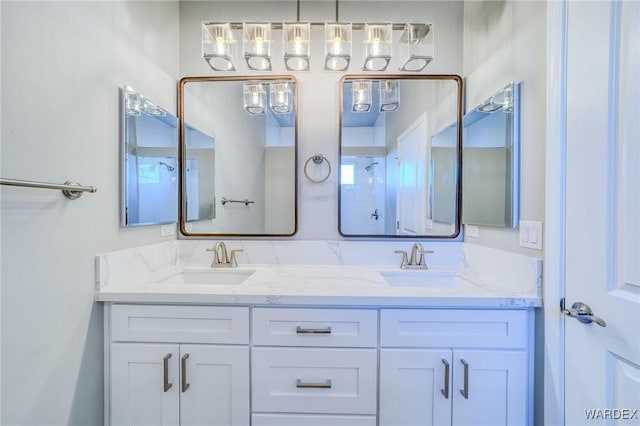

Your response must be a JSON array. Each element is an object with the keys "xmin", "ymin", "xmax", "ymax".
[
  {"xmin": 441, "ymin": 358, "xmax": 450, "ymax": 399},
  {"xmin": 296, "ymin": 379, "xmax": 332, "ymax": 389},
  {"xmin": 181, "ymin": 353, "xmax": 190, "ymax": 392},
  {"xmin": 460, "ymin": 359, "xmax": 469, "ymax": 399},
  {"xmin": 296, "ymin": 326, "xmax": 332, "ymax": 334},
  {"xmin": 163, "ymin": 353, "xmax": 173, "ymax": 392}
]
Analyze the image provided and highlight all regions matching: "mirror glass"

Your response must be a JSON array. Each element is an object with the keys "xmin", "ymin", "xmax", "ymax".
[
  {"xmin": 462, "ymin": 82, "xmax": 520, "ymax": 227},
  {"xmin": 179, "ymin": 76, "xmax": 297, "ymax": 236},
  {"xmin": 120, "ymin": 86, "xmax": 178, "ymax": 227},
  {"xmin": 339, "ymin": 76, "xmax": 462, "ymax": 238}
]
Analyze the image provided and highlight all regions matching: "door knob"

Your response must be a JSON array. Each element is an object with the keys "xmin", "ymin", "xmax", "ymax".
[{"xmin": 562, "ymin": 301, "xmax": 607, "ymax": 327}]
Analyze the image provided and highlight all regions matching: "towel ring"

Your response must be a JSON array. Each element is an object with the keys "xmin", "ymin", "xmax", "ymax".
[{"xmin": 304, "ymin": 154, "xmax": 331, "ymax": 183}]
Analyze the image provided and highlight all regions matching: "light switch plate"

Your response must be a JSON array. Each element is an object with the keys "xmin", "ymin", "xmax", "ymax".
[
  {"xmin": 519, "ymin": 220, "xmax": 543, "ymax": 250},
  {"xmin": 465, "ymin": 225, "xmax": 479, "ymax": 238}
]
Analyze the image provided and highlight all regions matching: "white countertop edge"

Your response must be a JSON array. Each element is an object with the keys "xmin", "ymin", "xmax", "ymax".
[{"xmin": 95, "ymin": 291, "xmax": 541, "ymax": 308}]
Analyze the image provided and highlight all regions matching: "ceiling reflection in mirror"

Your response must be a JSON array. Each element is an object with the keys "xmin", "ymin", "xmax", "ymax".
[
  {"xmin": 339, "ymin": 75, "xmax": 462, "ymax": 238},
  {"xmin": 120, "ymin": 86, "xmax": 178, "ymax": 227},
  {"xmin": 179, "ymin": 76, "xmax": 297, "ymax": 236}
]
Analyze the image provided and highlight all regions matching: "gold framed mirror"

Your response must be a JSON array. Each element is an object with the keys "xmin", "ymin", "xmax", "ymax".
[
  {"xmin": 178, "ymin": 76, "xmax": 298, "ymax": 237},
  {"xmin": 338, "ymin": 74, "xmax": 463, "ymax": 238}
]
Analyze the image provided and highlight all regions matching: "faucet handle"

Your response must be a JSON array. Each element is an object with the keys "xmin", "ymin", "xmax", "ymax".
[
  {"xmin": 229, "ymin": 249, "xmax": 244, "ymax": 267},
  {"xmin": 416, "ymin": 250, "xmax": 434, "ymax": 268},
  {"xmin": 394, "ymin": 250, "xmax": 409, "ymax": 269}
]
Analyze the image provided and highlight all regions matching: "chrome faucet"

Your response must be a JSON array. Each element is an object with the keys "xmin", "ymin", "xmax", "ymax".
[
  {"xmin": 206, "ymin": 241, "xmax": 243, "ymax": 268},
  {"xmin": 394, "ymin": 243, "xmax": 434, "ymax": 269}
]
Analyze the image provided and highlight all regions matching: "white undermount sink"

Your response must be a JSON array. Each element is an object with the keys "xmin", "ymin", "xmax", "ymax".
[
  {"xmin": 379, "ymin": 270, "xmax": 457, "ymax": 287},
  {"xmin": 158, "ymin": 269, "xmax": 255, "ymax": 285}
]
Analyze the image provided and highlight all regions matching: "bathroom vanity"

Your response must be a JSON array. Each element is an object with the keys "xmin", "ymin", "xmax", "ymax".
[{"xmin": 97, "ymin": 241, "xmax": 540, "ymax": 426}]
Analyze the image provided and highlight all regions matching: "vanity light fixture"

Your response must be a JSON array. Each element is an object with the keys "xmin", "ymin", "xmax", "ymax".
[
  {"xmin": 124, "ymin": 86, "xmax": 141, "ymax": 116},
  {"xmin": 379, "ymin": 80, "xmax": 400, "ymax": 112},
  {"xmin": 352, "ymin": 80, "xmax": 372, "ymax": 113},
  {"xmin": 363, "ymin": 23, "xmax": 392, "ymax": 71},
  {"xmin": 201, "ymin": 1, "xmax": 434, "ymax": 74},
  {"xmin": 324, "ymin": 22, "xmax": 352, "ymax": 71},
  {"xmin": 202, "ymin": 22, "xmax": 237, "ymax": 71},
  {"xmin": 478, "ymin": 82, "xmax": 515, "ymax": 113},
  {"xmin": 269, "ymin": 81, "xmax": 293, "ymax": 114},
  {"xmin": 243, "ymin": 82, "xmax": 267, "ymax": 114},
  {"xmin": 398, "ymin": 23, "xmax": 433, "ymax": 72},
  {"xmin": 124, "ymin": 86, "xmax": 166, "ymax": 116},
  {"xmin": 243, "ymin": 22, "xmax": 272, "ymax": 71},
  {"xmin": 283, "ymin": 22, "xmax": 311, "ymax": 71}
]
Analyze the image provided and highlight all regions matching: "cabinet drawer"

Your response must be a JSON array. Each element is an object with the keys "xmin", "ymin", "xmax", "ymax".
[
  {"xmin": 252, "ymin": 414, "xmax": 376, "ymax": 426},
  {"xmin": 110, "ymin": 305, "xmax": 249, "ymax": 344},
  {"xmin": 252, "ymin": 308, "xmax": 377, "ymax": 347},
  {"xmin": 252, "ymin": 347, "xmax": 377, "ymax": 415},
  {"xmin": 381, "ymin": 309, "xmax": 527, "ymax": 348}
]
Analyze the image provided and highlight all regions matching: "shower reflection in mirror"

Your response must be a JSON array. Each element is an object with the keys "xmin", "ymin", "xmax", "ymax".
[
  {"xmin": 339, "ymin": 76, "xmax": 462, "ymax": 238},
  {"xmin": 121, "ymin": 86, "xmax": 179, "ymax": 227}
]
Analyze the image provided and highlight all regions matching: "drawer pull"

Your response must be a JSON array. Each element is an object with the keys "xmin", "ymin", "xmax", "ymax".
[
  {"xmin": 460, "ymin": 359, "xmax": 469, "ymax": 399},
  {"xmin": 181, "ymin": 353, "xmax": 190, "ymax": 392},
  {"xmin": 441, "ymin": 358, "xmax": 450, "ymax": 399},
  {"xmin": 296, "ymin": 379, "xmax": 332, "ymax": 389},
  {"xmin": 296, "ymin": 326, "xmax": 332, "ymax": 334},
  {"xmin": 163, "ymin": 353, "xmax": 172, "ymax": 392}
]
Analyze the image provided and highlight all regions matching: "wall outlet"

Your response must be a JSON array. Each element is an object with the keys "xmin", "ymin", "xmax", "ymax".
[
  {"xmin": 160, "ymin": 224, "xmax": 175, "ymax": 237},
  {"xmin": 426, "ymin": 219, "xmax": 434, "ymax": 230},
  {"xmin": 519, "ymin": 220, "xmax": 543, "ymax": 250},
  {"xmin": 465, "ymin": 225, "xmax": 479, "ymax": 238}
]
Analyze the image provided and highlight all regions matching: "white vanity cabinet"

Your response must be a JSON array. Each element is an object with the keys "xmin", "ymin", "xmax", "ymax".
[
  {"xmin": 251, "ymin": 307, "xmax": 378, "ymax": 426},
  {"xmin": 379, "ymin": 309, "xmax": 531, "ymax": 426},
  {"xmin": 106, "ymin": 305, "xmax": 250, "ymax": 426}
]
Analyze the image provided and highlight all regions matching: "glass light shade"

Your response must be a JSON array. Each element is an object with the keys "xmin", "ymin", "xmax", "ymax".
[
  {"xmin": 243, "ymin": 22, "xmax": 272, "ymax": 71},
  {"xmin": 352, "ymin": 80, "xmax": 372, "ymax": 113},
  {"xmin": 283, "ymin": 22, "xmax": 310, "ymax": 71},
  {"xmin": 399, "ymin": 23, "xmax": 434, "ymax": 72},
  {"xmin": 379, "ymin": 80, "xmax": 400, "ymax": 112},
  {"xmin": 243, "ymin": 82, "xmax": 266, "ymax": 114},
  {"xmin": 202, "ymin": 22, "xmax": 237, "ymax": 71},
  {"xmin": 269, "ymin": 82, "xmax": 293, "ymax": 114},
  {"xmin": 363, "ymin": 23, "xmax": 392, "ymax": 71},
  {"xmin": 124, "ymin": 86, "xmax": 141, "ymax": 116},
  {"xmin": 140, "ymin": 97, "xmax": 166, "ymax": 116},
  {"xmin": 324, "ymin": 22, "xmax": 352, "ymax": 71}
]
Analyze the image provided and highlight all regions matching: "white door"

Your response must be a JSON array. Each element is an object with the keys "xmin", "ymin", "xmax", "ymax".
[
  {"xmin": 110, "ymin": 343, "xmax": 180, "ymax": 426},
  {"xmin": 179, "ymin": 345, "xmax": 250, "ymax": 426},
  {"xmin": 396, "ymin": 113, "xmax": 428, "ymax": 235},
  {"xmin": 451, "ymin": 350, "xmax": 527, "ymax": 426},
  {"xmin": 379, "ymin": 349, "xmax": 452, "ymax": 426},
  {"xmin": 564, "ymin": 1, "xmax": 640, "ymax": 425}
]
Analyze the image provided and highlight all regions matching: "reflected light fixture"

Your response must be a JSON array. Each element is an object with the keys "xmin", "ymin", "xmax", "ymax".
[
  {"xmin": 244, "ymin": 22, "xmax": 272, "ymax": 71},
  {"xmin": 363, "ymin": 23, "xmax": 392, "ymax": 71},
  {"xmin": 269, "ymin": 82, "xmax": 293, "ymax": 114},
  {"xmin": 202, "ymin": 22, "xmax": 236, "ymax": 71},
  {"xmin": 243, "ymin": 82, "xmax": 266, "ymax": 114},
  {"xmin": 124, "ymin": 86, "xmax": 141, "ymax": 116},
  {"xmin": 379, "ymin": 80, "xmax": 400, "ymax": 112},
  {"xmin": 284, "ymin": 22, "xmax": 311, "ymax": 71},
  {"xmin": 324, "ymin": 22, "xmax": 352, "ymax": 71},
  {"xmin": 352, "ymin": 80, "xmax": 372, "ymax": 113},
  {"xmin": 399, "ymin": 23, "xmax": 433, "ymax": 72}
]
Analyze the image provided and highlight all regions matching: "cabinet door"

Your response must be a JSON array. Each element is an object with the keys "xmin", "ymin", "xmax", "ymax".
[
  {"xmin": 111, "ymin": 343, "xmax": 179, "ymax": 426},
  {"xmin": 379, "ymin": 349, "xmax": 452, "ymax": 426},
  {"xmin": 179, "ymin": 345, "xmax": 250, "ymax": 426},
  {"xmin": 452, "ymin": 350, "xmax": 527, "ymax": 426}
]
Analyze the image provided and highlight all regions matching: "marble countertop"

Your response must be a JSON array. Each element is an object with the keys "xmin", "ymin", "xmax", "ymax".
[{"xmin": 95, "ymin": 263, "xmax": 541, "ymax": 308}]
